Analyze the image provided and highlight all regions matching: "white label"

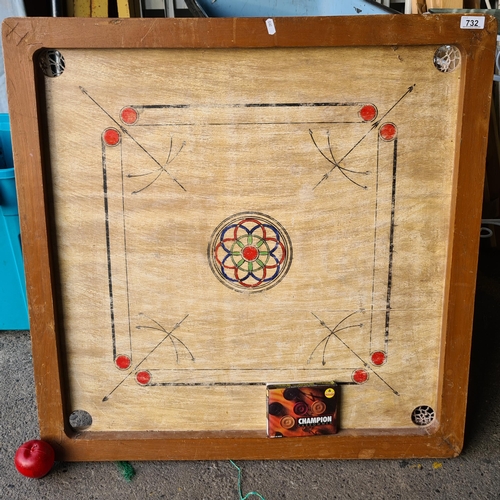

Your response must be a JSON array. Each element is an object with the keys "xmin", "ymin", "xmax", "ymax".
[
  {"xmin": 266, "ymin": 18, "xmax": 276, "ymax": 35},
  {"xmin": 460, "ymin": 16, "xmax": 485, "ymax": 29}
]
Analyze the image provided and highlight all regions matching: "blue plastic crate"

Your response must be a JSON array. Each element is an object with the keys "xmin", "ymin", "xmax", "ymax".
[{"xmin": 0, "ymin": 114, "xmax": 29, "ymax": 330}]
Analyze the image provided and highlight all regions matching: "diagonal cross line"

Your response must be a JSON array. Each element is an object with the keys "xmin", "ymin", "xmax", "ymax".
[
  {"xmin": 311, "ymin": 312, "xmax": 399, "ymax": 396},
  {"xmin": 313, "ymin": 84, "xmax": 415, "ymax": 190},
  {"xmin": 102, "ymin": 314, "xmax": 190, "ymax": 402},
  {"xmin": 81, "ymin": 86, "xmax": 186, "ymax": 192}
]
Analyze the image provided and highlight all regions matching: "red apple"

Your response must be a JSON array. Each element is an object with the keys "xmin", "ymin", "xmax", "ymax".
[{"xmin": 14, "ymin": 439, "xmax": 55, "ymax": 478}]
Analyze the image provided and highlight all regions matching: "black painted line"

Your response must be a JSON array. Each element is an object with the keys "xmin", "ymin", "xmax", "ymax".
[
  {"xmin": 384, "ymin": 138, "xmax": 398, "ymax": 350},
  {"xmin": 340, "ymin": 87, "xmax": 412, "ymax": 165},
  {"xmin": 148, "ymin": 381, "xmax": 359, "ymax": 387},
  {"xmin": 309, "ymin": 311, "xmax": 363, "ymax": 365},
  {"xmin": 101, "ymin": 141, "xmax": 116, "ymax": 361},
  {"xmin": 147, "ymin": 367, "xmax": 355, "ymax": 372},
  {"xmin": 314, "ymin": 85, "xmax": 414, "ymax": 190},
  {"xmin": 150, "ymin": 382, "xmax": 267, "ymax": 386},
  {"xmin": 310, "ymin": 129, "xmax": 369, "ymax": 191},
  {"xmin": 312, "ymin": 313, "xmax": 399, "ymax": 396},
  {"xmin": 102, "ymin": 314, "xmax": 189, "ymax": 402},
  {"xmin": 134, "ymin": 102, "xmax": 369, "ymax": 109},
  {"xmin": 128, "ymin": 136, "xmax": 186, "ymax": 195},
  {"xmin": 80, "ymin": 87, "xmax": 186, "ymax": 192},
  {"xmin": 136, "ymin": 315, "xmax": 195, "ymax": 363}
]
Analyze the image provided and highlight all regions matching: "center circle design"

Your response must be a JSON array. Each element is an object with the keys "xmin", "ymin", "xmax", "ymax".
[
  {"xmin": 242, "ymin": 245, "xmax": 259, "ymax": 262},
  {"xmin": 208, "ymin": 212, "xmax": 292, "ymax": 293}
]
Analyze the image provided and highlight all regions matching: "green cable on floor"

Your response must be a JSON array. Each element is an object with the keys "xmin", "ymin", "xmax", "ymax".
[
  {"xmin": 113, "ymin": 458, "xmax": 264, "ymax": 497},
  {"xmin": 115, "ymin": 461, "xmax": 136, "ymax": 482},
  {"xmin": 230, "ymin": 460, "xmax": 266, "ymax": 500}
]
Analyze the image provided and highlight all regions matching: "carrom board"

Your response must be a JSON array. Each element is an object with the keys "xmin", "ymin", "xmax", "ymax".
[{"xmin": 3, "ymin": 15, "xmax": 496, "ymax": 461}]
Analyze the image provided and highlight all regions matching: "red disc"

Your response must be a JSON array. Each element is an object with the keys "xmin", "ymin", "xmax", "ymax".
[
  {"xmin": 379, "ymin": 122, "xmax": 397, "ymax": 141},
  {"xmin": 359, "ymin": 104, "xmax": 377, "ymax": 122},
  {"xmin": 103, "ymin": 128, "xmax": 121, "ymax": 146},
  {"xmin": 371, "ymin": 351, "xmax": 387, "ymax": 366},
  {"xmin": 121, "ymin": 107, "xmax": 138, "ymax": 125},
  {"xmin": 115, "ymin": 354, "xmax": 131, "ymax": 370},
  {"xmin": 136, "ymin": 370, "xmax": 151, "ymax": 385},
  {"xmin": 242, "ymin": 245, "xmax": 258, "ymax": 262},
  {"xmin": 352, "ymin": 368, "xmax": 369, "ymax": 384}
]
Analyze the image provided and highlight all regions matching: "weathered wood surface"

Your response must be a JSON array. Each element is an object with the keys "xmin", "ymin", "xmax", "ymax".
[
  {"xmin": 44, "ymin": 46, "xmax": 457, "ymax": 434},
  {"xmin": 3, "ymin": 15, "xmax": 496, "ymax": 460}
]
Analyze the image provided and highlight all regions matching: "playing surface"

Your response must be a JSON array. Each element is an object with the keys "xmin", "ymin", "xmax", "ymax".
[{"xmin": 43, "ymin": 45, "xmax": 461, "ymax": 433}]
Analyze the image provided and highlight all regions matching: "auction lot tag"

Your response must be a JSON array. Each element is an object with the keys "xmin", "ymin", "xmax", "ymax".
[{"xmin": 460, "ymin": 16, "xmax": 485, "ymax": 29}]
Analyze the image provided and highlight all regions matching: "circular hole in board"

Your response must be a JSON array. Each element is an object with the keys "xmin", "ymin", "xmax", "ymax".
[
  {"xmin": 411, "ymin": 405, "xmax": 435, "ymax": 426},
  {"xmin": 69, "ymin": 410, "xmax": 93, "ymax": 431},
  {"xmin": 433, "ymin": 45, "xmax": 461, "ymax": 73},
  {"xmin": 38, "ymin": 49, "xmax": 65, "ymax": 77}
]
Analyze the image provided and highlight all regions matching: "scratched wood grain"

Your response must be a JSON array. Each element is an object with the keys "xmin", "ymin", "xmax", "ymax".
[{"xmin": 42, "ymin": 45, "xmax": 460, "ymax": 432}]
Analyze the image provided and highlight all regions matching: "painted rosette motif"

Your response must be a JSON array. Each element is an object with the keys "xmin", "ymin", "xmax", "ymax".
[{"xmin": 208, "ymin": 212, "xmax": 292, "ymax": 293}]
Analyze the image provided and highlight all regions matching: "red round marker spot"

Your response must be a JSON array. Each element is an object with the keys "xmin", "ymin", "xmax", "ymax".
[
  {"xmin": 120, "ymin": 107, "xmax": 138, "ymax": 125},
  {"xmin": 103, "ymin": 128, "xmax": 121, "ymax": 146},
  {"xmin": 242, "ymin": 245, "xmax": 259, "ymax": 262},
  {"xmin": 371, "ymin": 351, "xmax": 387, "ymax": 366},
  {"xmin": 115, "ymin": 354, "xmax": 131, "ymax": 370},
  {"xmin": 136, "ymin": 370, "xmax": 151, "ymax": 385},
  {"xmin": 359, "ymin": 104, "xmax": 377, "ymax": 122},
  {"xmin": 352, "ymin": 368, "xmax": 369, "ymax": 384},
  {"xmin": 379, "ymin": 122, "xmax": 397, "ymax": 141}
]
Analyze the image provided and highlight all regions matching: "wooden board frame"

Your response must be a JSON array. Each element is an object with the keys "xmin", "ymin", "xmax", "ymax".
[{"xmin": 2, "ymin": 15, "xmax": 496, "ymax": 461}]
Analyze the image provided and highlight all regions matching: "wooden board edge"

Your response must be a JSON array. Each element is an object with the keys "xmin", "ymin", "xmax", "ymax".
[
  {"xmin": 1, "ymin": 14, "xmax": 498, "ymax": 49},
  {"xmin": 2, "ymin": 18, "xmax": 68, "ymax": 444},
  {"xmin": 49, "ymin": 427, "xmax": 459, "ymax": 461},
  {"xmin": 3, "ymin": 14, "xmax": 496, "ymax": 461},
  {"xmin": 436, "ymin": 31, "xmax": 497, "ymax": 455}
]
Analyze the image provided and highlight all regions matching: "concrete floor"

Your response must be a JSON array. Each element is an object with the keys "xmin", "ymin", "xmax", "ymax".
[{"xmin": 1, "ymin": 245, "xmax": 499, "ymax": 499}]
